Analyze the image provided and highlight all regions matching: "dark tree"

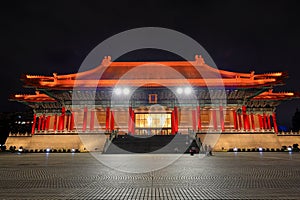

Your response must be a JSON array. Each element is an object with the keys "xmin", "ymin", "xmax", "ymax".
[
  {"xmin": 292, "ymin": 109, "xmax": 300, "ymax": 132},
  {"xmin": 0, "ymin": 109, "xmax": 33, "ymax": 144}
]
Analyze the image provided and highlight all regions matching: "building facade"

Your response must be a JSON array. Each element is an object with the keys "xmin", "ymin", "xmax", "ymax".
[{"xmin": 10, "ymin": 55, "xmax": 299, "ymax": 136}]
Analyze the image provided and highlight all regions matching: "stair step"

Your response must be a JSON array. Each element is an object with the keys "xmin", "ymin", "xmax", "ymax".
[{"xmin": 104, "ymin": 135, "xmax": 199, "ymax": 154}]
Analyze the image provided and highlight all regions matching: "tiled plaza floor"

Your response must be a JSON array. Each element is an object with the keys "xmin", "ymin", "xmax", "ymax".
[{"xmin": 0, "ymin": 152, "xmax": 299, "ymax": 199}]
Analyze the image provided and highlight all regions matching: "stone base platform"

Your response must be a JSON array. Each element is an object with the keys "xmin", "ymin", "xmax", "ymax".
[
  {"xmin": 5, "ymin": 134, "xmax": 107, "ymax": 152},
  {"xmin": 5, "ymin": 133, "xmax": 300, "ymax": 153},
  {"xmin": 198, "ymin": 133, "xmax": 300, "ymax": 151}
]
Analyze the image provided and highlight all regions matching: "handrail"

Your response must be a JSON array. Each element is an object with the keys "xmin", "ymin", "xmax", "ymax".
[{"xmin": 103, "ymin": 130, "xmax": 119, "ymax": 153}]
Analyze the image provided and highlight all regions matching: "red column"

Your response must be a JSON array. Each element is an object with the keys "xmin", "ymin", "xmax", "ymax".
[
  {"xmin": 45, "ymin": 116, "xmax": 50, "ymax": 131},
  {"xmin": 238, "ymin": 113, "xmax": 242, "ymax": 130},
  {"xmin": 242, "ymin": 106, "xmax": 246, "ymax": 130},
  {"xmin": 128, "ymin": 107, "xmax": 131, "ymax": 133},
  {"xmin": 43, "ymin": 115, "xmax": 47, "ymax": 131},
  {"xmin": 44, "ymin": 116, "xmax": 48, "ymax": 131},
  {"xmin": 53, "ymin": 114, "xmax": 57, "ymax": 131},
  {"xmin": 242, "ymin": 106, "xmax": 250, "ymax": 131},
  {"xmin": 263, "ymin": 113, "xmax": 267, "ymax": 130},
  {"xmin": 89, "ymin": 110, "xmax": 95, "ymax": 131},
  {"xmin": 41, "ymin": 114, "xmax": 46, "ymax": 131},
  {"xmin": 171, "ymin": 110, "xmax": 175, "ymax": 134},
  {"xmin": 66, "ymin": 114, "xmax": 70, "ymax": 131},
  {"xmin": 197, "ymin": 106, "xmax": 202, "ymax": 130},
  {"xmin": 58, "ymin": 116, "xmax": 62, "ymax": 131},
  {"xmin": 258, "ymin": 114, "xmax": 263, "ymax": 130},
  {"xmin": 233, "ymin": 110, "xmax": 238, "ymax": 130},
  {"xmin": 31, "ymin": 114, "xmax": 36, "ymax": 134},
  {"xmin": 37, "ymin": 116, "xmax": 42, "ymax": 131},
  {"xmin": 246, "ymin": 115, "xmax": 250, "ymax": 131},
  {"xmin": 250, "ymin": 113, "xmax": 255, "ymax": 131},
  {"xmin": 174, "ymin": 106, "xmax": 178, "ymax": 133},
  {"xmin": 41, "ymin": 115, "xmax": 45, "ymax": 131},
  {"xmin": 131, "ymin": 109, "xmax": 135, "ymax": 134},
  {"xmin": 219, "ymin": 106, "xmax": 225, "ymax": 132},
  {"xmin": 82, "ymin": 107, "xmax": 88, "ymax": 132},
  {"xmin": 58, "ymin": 107, "xmax": 66, "ymax": 131},
  {"xmin": 267, "ymin": 114, "xmax": 271, "ymax": 130},
  {"xmin": 212, "ymin": 109, "xmax": 217, "ymax": 130},
  {"xmin": 110, "ymin": 111, "xmax": 114, "ymax": 131},
  {"xmin": 69, "ymin": 112, "xmax": 74, "ymax": 131},
  {"xmin": 192, "ymin": 110, "xmax": 196, "ymax": 131},
  {"xmin": 61, "ymin": 107, "xmax": 66, "ymax": 131},
  {"xmin": 105, "ymin": 107, "xmax": 110, "ymax": 131},
  {"xmin": 272, "ymin": 112, "xmax": 278, "ymax": 133}
]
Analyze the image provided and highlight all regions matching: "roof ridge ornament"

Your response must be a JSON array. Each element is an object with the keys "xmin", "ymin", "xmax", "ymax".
[
  {"xmin": 250, "ymin": 71, "xmax": 255, "ymax": 80},
  {"xmin": 101, "ymin": 56, "xmax": 112, "ymax": 67},
  {"xmin": 195, "ymin": 54, "xmax": 205, "ymax": 65},
  {"xmin": 53, "ymin": 73, "xmax": 58, "ymax": 83}
]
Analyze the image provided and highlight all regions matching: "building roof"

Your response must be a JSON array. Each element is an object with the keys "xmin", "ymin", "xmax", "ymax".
[
  {"xmin": 252, "ymin": 90, "xmax": 300, "ymax": 101},
  {"xmin": 21, "ymin": 55, "xmax": 287, "ymax": 89},
  {"xmin": 10, "ymin": 91, "xmax": 56, "ymax": 103},
  {"xmin": 10, "ymin": 89, "xmax": 299, "ymax": 104}
]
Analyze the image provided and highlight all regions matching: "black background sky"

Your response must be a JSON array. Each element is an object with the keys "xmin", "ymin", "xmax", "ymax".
[{"xmin": 0, "ymin": 0, "xmax": 299, "ymax": 128}]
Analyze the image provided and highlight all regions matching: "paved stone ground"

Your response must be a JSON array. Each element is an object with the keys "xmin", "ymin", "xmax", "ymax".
[{"xmin": 0, "ymin": 152, "xmax": 299, "ymax": 199}]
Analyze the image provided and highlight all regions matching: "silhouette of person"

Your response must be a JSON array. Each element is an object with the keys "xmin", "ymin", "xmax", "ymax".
[{"xmin": 208, "ymin": 145, "xmax": 213, "ymax": 156}]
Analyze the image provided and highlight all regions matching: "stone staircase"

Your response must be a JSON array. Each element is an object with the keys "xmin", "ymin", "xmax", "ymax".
[{"xmin": 103, "ymin": 134, "xmax": 199, "ymax": 154}]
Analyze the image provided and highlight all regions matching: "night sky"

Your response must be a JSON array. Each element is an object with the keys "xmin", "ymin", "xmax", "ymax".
[{"xmin": 1, "ymin": 0, "xmax": 299, "ymax": 128}]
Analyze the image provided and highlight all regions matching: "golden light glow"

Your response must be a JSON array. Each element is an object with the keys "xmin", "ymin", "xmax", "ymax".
[{"xmin": 135, "ymin": 113, "xmax": 171, "ymax": 128}]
